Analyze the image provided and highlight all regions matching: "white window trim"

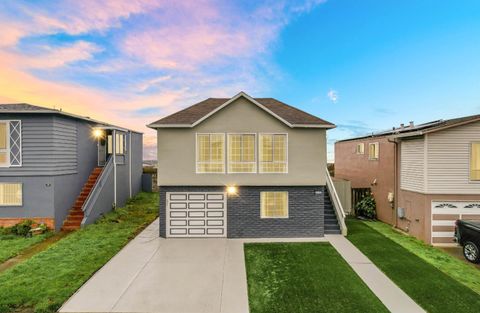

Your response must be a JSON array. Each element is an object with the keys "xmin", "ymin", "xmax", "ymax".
[
  {"xmin": 469, "ymin": 141, "xmax": 480, "ymax": 182},
  {"xmin": 260, "ymin": 191, "xmax": 289, "ymax": 219},
  {"xmin": 0, "ymin": 182, "xmax": 23, "ymax": 206},
  {"xmin": 356, "ymin": 142, "xmax": 365, "ymax": 155},
  {"xmin": 0, "ymin": 120, "xmax": 22, "ymax": 168},
  {"xmin": 258, "ymin": 133, "xmax": 288, "ymax": 174},
  {"xmin": 368, "ymin": 142, "xmax": 379, "ymax": 160},
  {"xmin": 227, "ymin": 133, "xmax": 257, "ymax": 174},
  {"xmin": 195, "ymin": 133, "xmax": 226, "ymax": 174}
]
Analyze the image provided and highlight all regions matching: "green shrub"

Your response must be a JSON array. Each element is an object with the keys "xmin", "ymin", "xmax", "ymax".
[
  {"xmin": 356, "ymin": 194, "xmax": 377, "ymax": 219},
  {"xmin": 10, "ymin": 220, "xmax": 34, "ymax": 237}
]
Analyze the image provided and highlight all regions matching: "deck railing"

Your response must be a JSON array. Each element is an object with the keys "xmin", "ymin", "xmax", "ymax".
[{"xmin": 325, "ymin": 168, "xmax": 348, "ymax": 236}]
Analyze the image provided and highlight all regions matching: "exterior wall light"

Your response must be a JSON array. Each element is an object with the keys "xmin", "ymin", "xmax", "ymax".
[
  {"xmin": 93, "ymin": 129, "xmax": 104, "ymax": 139},
  {"xmin": 227, "ymin": 186, "xmax": 238, "ymax": 195}
]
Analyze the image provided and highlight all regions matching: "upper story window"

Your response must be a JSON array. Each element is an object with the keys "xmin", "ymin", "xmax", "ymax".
[
  {"xmin": 228, "ymin": 134, "xmax": 256, "ymax": 173},
  {"xmin": 356, "ymin": 143, "xmax": 365, "ymax": 154},
  {"xmin": 0, "ymin": 183, "xmax": 22, "ymax": 206},
  {"xmin": 369, "ymin": 142, "xmax": 379, "ymax": 160},
  {"xmin": 0, "ymin": 120, "xmax": 22, "ymax": 167},
  {"xmin": 107, "ymin": 132, "xmax": 126, "ymax": 155},
  {"xmin": 259, "ymin": 134, "xmax": 288, "ymax": 173},
  {"xmin": 471, "ymin": 142, "xmax": 480, "ymax": 181},
  {"xmin": 196, "ymin": 133, "xmax": 225, "ymax": 173}
]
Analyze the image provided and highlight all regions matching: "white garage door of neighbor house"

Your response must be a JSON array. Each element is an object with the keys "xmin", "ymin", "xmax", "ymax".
[
  {"xmin": 431, "ymin": 201, "xmax": 480, "ymax": 245},
  {"xmin": 167, "ymin": 192, "xmax": 227, "ymax": 237}
]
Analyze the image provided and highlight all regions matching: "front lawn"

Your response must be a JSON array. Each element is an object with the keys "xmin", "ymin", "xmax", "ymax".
[
  {"xmin": 244, "ymin": 242, "xmax": 389, "ymax": 313},
  {"xmin": 347, "ymin": 218, "xmax": 480, "ymax": 313},
  {"xmin": 0, "ymin": 192, "xmax": 158, "ymax": 313},
  {"xmin": 364, "ymin": 219, "xmax": 480, "ymax": 294},
  {"xmin": 0, "ymin": 233, "xmax": 50, "ymax": 264}
]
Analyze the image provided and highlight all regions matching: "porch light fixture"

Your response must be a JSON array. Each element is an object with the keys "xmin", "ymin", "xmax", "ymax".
[
  {"xmin": 227, "ymin": 186, "xmax": 238, "ymax": 195},
  {"xmin": 93, "ymin": 128, "xmax": 104, "ymax": 139}
]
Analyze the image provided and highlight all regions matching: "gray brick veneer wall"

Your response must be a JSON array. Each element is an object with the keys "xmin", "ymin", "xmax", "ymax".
[{"xmin": 159, "ymin": 186, "xmax": 325, "ymax": 238}]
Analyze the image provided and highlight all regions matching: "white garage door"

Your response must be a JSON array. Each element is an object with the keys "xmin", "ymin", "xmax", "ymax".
[
  {"xmin": 431, "ymin": 201, "xmax": 480, "ymax": 245},
  {"xmin": 166, "ymin": 192, "xmax": 227, "ymax": 237}
]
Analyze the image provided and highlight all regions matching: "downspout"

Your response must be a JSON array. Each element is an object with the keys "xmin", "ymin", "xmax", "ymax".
[
  {"xmin": 113, "ymin": 129, "xmax": 117, "ymax": 208},
  {"xmin": 129, "ymin": 131, "xmax": 132, "ymax": 198},
  {"xmin": 388, "ymin": 137, "xmax": 399, "ymax": 227}
]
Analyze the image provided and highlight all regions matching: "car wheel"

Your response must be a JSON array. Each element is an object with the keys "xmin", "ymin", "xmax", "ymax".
[{"xmin": 463, "ymin": 241, "xmax": 480, "ymax": 264}]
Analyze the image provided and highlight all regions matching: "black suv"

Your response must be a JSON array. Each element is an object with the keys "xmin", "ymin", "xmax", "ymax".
[{"xmin": 454, "ymin": 220, "xmax": 480, "ymax": 264}]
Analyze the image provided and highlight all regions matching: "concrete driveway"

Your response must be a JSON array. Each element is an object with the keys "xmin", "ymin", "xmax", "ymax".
[{"xmin": 59, "ymin": 219, "xmax": 249, "ymax": 313}]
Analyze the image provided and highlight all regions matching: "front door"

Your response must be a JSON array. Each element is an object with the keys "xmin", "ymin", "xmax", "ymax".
[{"xmin": 98, "ymin": 137, "xmax": 106, "ymax": 166}]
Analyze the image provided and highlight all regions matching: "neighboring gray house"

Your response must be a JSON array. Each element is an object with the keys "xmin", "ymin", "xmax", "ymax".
[
  {"xmin": 148, "ymin": 92, "xmax": 347, "ymax": 238},
  {"xmin": 0, "ymin": 104, "xmax": 143, "ymax": 231}
]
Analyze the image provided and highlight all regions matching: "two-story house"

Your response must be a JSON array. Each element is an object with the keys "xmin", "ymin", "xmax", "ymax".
[
  {"xmin": 0, "ymin": 104, "xmax": 143, "ymax": 231},
  {"xmin": 148, "ymin": 92, "xmax": 345, "ymax": 238},
  {"xmin": 336, "ymin": 115, "xmax": 480, "ymax": 245}
]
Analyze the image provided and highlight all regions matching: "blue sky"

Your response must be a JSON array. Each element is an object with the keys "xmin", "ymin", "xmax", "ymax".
[{"xmin": 0, "ymin": 0, "xmax": 479, "ymax": 160}]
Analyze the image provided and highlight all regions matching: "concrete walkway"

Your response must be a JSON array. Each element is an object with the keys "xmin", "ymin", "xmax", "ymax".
[
  {"xmin": 59, "ymin": 219, "xmax": 249, "ymax": 313},
  {"xmin": 327, "ymin": 235, "xmax": 425, "ymax": 313},
  {"xmin": 60, "ymin": 218, "xmax": 424, "ymax": 313}
]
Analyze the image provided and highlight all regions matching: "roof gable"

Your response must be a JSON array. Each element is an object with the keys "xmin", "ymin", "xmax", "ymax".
[{"xmin": 148, "ymin": 92, "xmax": 335, "ymax": 129}]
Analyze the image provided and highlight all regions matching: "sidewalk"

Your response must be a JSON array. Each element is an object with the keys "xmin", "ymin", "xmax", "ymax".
[{"xmin": 327, "ymin": 235, "xmax": 425, "ymax": 313}]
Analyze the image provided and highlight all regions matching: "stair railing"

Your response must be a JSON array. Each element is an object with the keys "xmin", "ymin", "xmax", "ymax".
[
  {"xmin": 325, "ymin": 168, "xmax": 348, "ymax": 236},
  {"xmin": 81, "ymin": 156, "xmax": 114, "ymax": 226}
]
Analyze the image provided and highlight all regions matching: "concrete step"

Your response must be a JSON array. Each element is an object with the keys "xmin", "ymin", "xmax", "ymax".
[{"xmin": 325, "ymin": 229, "xmax": 341, "ymax": 234}]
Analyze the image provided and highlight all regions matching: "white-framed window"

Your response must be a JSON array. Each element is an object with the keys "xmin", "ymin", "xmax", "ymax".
[
  {"xmin": 260, "ymin": 191, "xmax": 288, "ymax": 218},
  {"xmin": 356, "ymin": 143, "xmax": 365, "ymax": 154},
  {"xmin": 471, "ymin": 142, "xmax": 480, "ymax": 181},
  {"xmin": 227, "ymin": 133, "xmax": 256, "ymax": 173},
  {"xmin": 369, "ymin": 142, "xmax": 379, "ymax": 160},
  {"xmin": 0, "ymin": 120, "xmax": 22, "ymax": 167},
  {"xmin": 107, "ymin": 132, "xmax": 126, "ymax": 155},
  {"xmin": 196, "ymin": 133, "xmax": 225, "ymax": 173},
  {"xmin": 259, "ymin": 133, "xmax": 288, "ymax": 173},
  {"xmin": 0, "ymin": 183, "xmax": 22, "ymax": 206}
]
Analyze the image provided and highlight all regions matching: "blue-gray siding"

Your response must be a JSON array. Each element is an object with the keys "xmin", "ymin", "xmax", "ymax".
[
  {"xmin": 159, "ymin": 186, "xmax": 325, "ymax": 238},
  {"xmin": 0, "ymin": 113, "xmax": 143, "ymax": 230}
]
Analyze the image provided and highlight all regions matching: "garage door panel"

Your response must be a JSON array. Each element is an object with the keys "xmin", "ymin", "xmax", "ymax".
[
  {"xmin": 170, "ymin": 211, "xmax": 187, "ymax": 218},
  {"xmin": 188, "ymin": 202, "xmax": 205, "ymax": 209},
  {"xmin": 207, "ymin": 228, "xmax": 224, "ymax": 235},
  {"xmin": 170, "ymin": 194, "xmax": 187, "ymax": 201},
  {"xmin": 189, "ymin": 194, "xmax": 205, "ymax": 201},
  {"xmin": 170, "ymin": 228, "xmax": 187, "ymax": 235},
  {"xmin": 170, "ymin": 203, "xmax": 187, "ymax": 209},
  {"xmin": 167, "ymin": 192, "xmax": 226, "ymax": 238},
  {"xmin": 170, "ymin": 220, "xmax": 187, "ymax": 226},
  {"xmin": 207, "ymin": 202, "xmax": 224, "ymax": 209},
  {"xmin": 207, "ymin": 220, "xmax": 223, "ymax": 226},
  {"xmin": 189, "ymin": 220, "xmax": 205, "ymax": 226}
]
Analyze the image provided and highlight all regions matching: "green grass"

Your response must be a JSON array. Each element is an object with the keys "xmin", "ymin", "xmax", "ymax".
[
  {"xmin": 244, "ymin": 242, "xmax": 389, "ymax": 313},
  {"xmin": 364, "ymin": 219, "xmax": 480, "ymax": 294},
  {"xmin": 0, "ymin": 192, "xmax": 158, "ymax": 313},
  {"xmin": 347, "ymin": 218, "xmax": 480, "ymax": 313},
  {"xmin": 0, "ymin": 233, "xmax": 50, "ymax": 263}
]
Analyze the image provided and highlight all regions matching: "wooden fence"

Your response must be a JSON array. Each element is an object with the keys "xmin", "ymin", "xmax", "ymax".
[{"xmin": 352, "ymin": 188, "xmax": 371, "ymax": 215}]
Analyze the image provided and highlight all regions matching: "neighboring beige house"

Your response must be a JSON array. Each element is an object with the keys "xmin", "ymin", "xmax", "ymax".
[
  {"xmin": 148, "ymin": 92, "xmax": 347, "ymax": 238},
  {"xmin": 336, "ymin": 115, "xmax": 480, "ymax": 245}
]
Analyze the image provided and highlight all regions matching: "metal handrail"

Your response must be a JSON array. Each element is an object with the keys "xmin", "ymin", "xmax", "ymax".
[
  {"xmin": 81, "ymin": 157, "xmax": 113, "ymax": 225},
  {"xmin": 325, "ymin": 168, "xmax": 348, "ymax": 236}
]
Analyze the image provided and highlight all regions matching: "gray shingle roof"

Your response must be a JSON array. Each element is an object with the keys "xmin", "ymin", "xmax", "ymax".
[
  {"xmin": 148, "ymin": 95, "xmax": 334, "ymax": 128},
  {"xmin": 0, "ymin": 103, "xmax": 57, "ymax": 112}
]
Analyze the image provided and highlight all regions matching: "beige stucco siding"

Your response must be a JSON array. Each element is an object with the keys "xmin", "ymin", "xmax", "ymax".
[
  {"xmin": 156, "ymin": 97, "xmax": 327, "ymax": 186},
  {"xmin": 400, "ymin": 137, "xmax": 425, "ymax": 193},
  {"xmin": 426, "ymin": 121, "xmax": 480, "ymax": 194}
]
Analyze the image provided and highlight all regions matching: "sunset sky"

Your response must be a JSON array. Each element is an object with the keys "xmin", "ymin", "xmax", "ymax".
[{"xmin": 0, "ymin": 0, "xmax": 479, "ymax": 161}]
